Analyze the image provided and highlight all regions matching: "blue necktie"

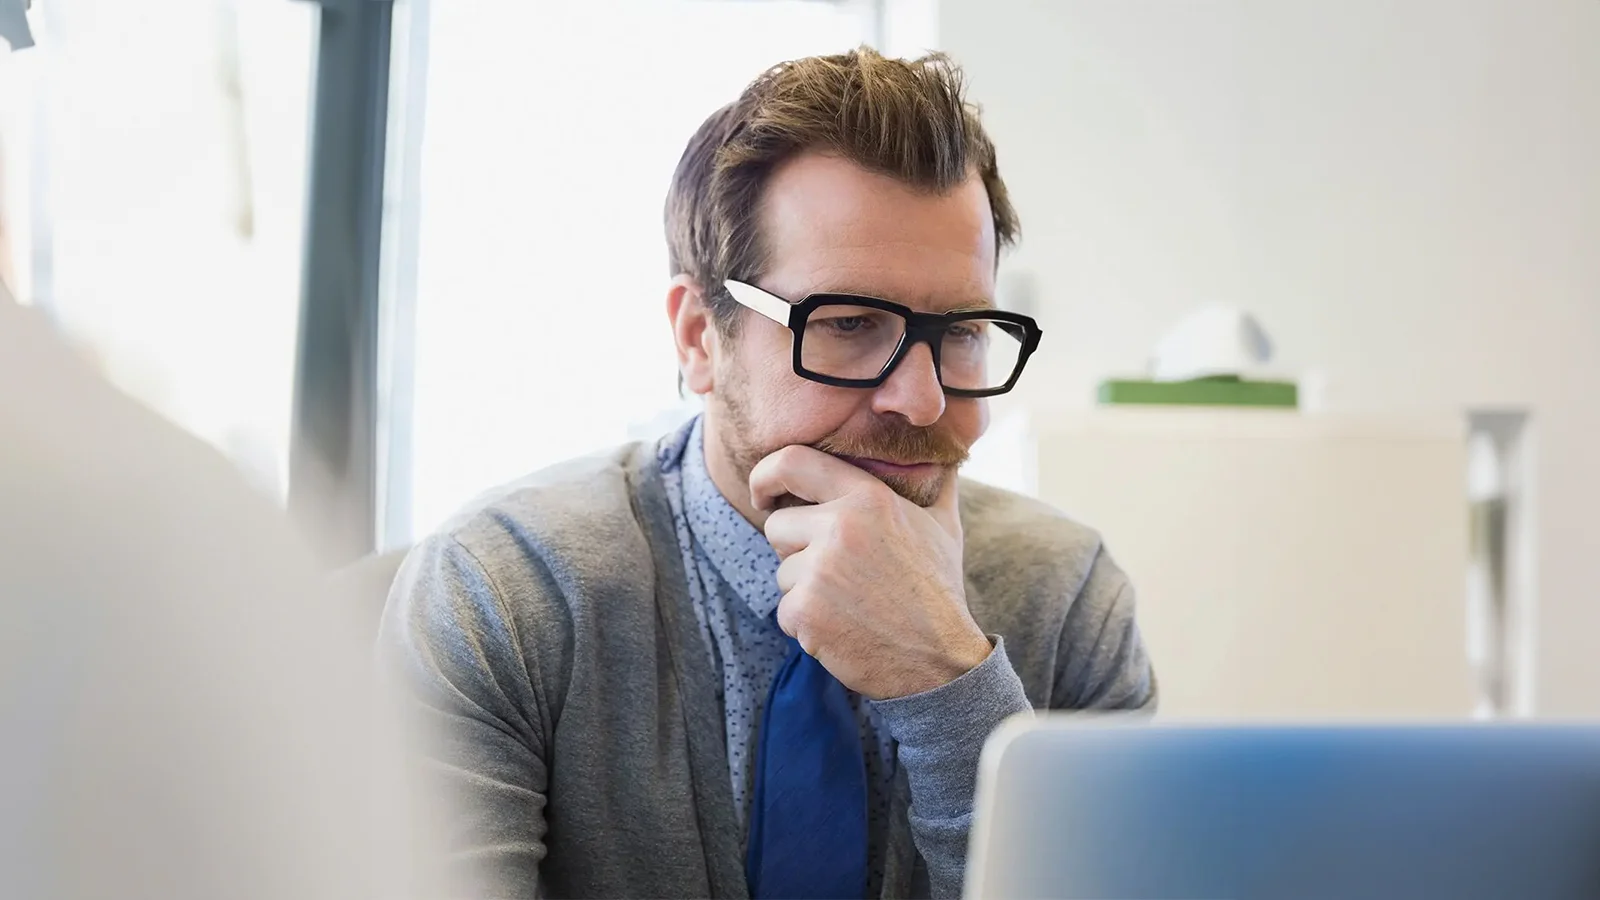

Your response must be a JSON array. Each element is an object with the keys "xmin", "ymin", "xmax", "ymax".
[{"xmin": 746, "ymin": 634, "xmax": 870, "ymax": 900}]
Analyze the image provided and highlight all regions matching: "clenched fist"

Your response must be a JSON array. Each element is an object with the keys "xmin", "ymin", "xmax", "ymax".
[{"xmin": 750, "ymin": 445, "xmax": 993, "ymax": 701}]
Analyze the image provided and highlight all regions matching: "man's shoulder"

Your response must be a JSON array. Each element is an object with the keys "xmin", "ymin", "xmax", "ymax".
[
  {"xmin": 958, "ymin": 478, "xmax": 1107, "ymax": 602},
  {"xmin": 959, "ymin": 478, "xmax": 1104, "ymax": 562},
  {"xmin": 431, "ymin": 441, "xmax": 659, "ymax": 576},
  {"xmin": 386, "ymin": 440, "xmax": 670, "ymax": 680}
]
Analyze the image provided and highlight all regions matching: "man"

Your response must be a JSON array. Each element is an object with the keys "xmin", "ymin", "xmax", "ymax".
[{"xmin": 381, "ymin": 47, "xmax": 1155, "ymax": 900}]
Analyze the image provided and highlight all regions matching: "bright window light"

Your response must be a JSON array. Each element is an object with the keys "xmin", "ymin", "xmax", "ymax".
[{"xmin": 401, "ymin": 0, "xmax": 879, "ymax": 540}]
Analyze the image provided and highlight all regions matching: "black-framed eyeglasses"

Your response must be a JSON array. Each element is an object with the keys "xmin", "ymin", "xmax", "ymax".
[{"xmin": 723, "ymin": 280, "xmax": 1043, "ymax": 398}]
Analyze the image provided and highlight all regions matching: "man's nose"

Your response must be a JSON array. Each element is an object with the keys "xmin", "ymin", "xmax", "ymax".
[{"xmin": 870, "ymin": 340, "xmax": 945, "ymax": 427}]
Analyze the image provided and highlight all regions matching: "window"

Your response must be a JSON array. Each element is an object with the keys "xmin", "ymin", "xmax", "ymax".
[
  {"xmin": 389, "ymin": 0, "xmax": 882, "ymax": 542},
  {"xmin": 0, "ymin": 0, "xmax": 315, "ymax": 501}
]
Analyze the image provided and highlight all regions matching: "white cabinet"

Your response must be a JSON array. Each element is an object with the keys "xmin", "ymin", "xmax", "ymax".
[{"xmin": 1022, "ymin": 408, "xmax": 1473, "ymax": 719}]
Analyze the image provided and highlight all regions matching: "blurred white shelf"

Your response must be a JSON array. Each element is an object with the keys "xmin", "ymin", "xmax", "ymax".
[{"xmin": 1024, "ymin": 407, "xmax": 1473, "ymax": 720}]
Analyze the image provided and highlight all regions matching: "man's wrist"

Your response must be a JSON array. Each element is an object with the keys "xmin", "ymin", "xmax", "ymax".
[
  {"xmin": 873, "ymin": 629, "xmax": 993, "ymax": 701},
  {"xmin": 936, "ymin": 628, "xmax": 996, "ymax": 687},
  {"xmin": 870, "ymin": 637, "xmax": 1033, "ymax": 822}
]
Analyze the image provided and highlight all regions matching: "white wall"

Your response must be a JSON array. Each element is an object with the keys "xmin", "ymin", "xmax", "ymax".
[{"xmin": 941, "ymin": 0, "xmax": 1600, "ymax": 714}]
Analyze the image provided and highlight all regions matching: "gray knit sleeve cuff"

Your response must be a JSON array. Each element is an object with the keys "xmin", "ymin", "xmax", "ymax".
[{"xmin": 870, "ymin": 637, "xmax": 1035, "ymax": 821}]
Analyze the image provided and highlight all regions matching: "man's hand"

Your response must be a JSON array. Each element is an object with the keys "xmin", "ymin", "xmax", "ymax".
[{"xmin": 750, "ymin": 445, "xmax": 993, "ymax": 701}]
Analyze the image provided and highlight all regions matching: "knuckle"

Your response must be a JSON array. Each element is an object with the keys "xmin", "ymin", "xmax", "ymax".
[
  {"xmin": 777, "ymin": 590, "xmax": 811, "ymax": 634},
  {"xmin": 858, "ymin": 481, "xmax": 894, "ymax": 508},
  {"xmin": 770, "ymin": 444, "xmax": 805, "ymax": 471},
  {"xmin": 828, "ymin": 511, "xmax": 859, "ymax": 544},
  {"xmin": 858, "ymin": 488, "xmax": 900, "ymax": 522},
  {"xmin": 836, "ymin": 504, "xmax": 885, "ymax": 546},
  {"xmin": 775, "ymin": 556, "xmax": 800, "ymax": 591},
  {"xmin": 775, "ymin": 606, "xmax": 798, "ymax": 639}
]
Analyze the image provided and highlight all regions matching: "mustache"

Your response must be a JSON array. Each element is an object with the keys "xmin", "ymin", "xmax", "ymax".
[{"xmin": 812, "ymin": 419, "xmax": 970, "ymax": 467}]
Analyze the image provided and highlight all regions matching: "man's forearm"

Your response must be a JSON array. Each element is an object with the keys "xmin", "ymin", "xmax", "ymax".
[{"xmin": 872, "ymin": 637, "xmax": 1033, "ymax": 899}]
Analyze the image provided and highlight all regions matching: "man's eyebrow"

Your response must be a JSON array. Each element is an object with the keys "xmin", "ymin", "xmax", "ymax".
[
  {"xmin": 946, "ymin": 296, "xmax": 997, "ymax": 311},
  {"xmin": 925, "ymin": 295, "xmax": 997, "ymax": 314},
  {"xmin": 810, "ymin": 285, "xmax": 996, "ymax": 311}
]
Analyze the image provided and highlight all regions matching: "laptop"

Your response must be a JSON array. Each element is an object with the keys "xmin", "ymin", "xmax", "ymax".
[{"xmin": 966, "ymin": 716, "xmax": 1600, "ymax": 899}]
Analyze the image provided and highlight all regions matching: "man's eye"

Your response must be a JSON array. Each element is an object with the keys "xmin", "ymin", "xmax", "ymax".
[{"xmin": 821, "ymin": 316, "xmax": 870, "ymax": 333}]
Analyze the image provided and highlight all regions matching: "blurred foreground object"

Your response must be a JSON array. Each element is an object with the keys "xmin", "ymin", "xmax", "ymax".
[
  {"xmin": 0, "ymin": 293, "xmax": 444, "ymax": 899},
  {"xmin": 0, "ymin": 0, "xmax": 32, "ymax": 51},
  {"xmin": 969, "ymin": 716, "xmax": 1600, "ymax": 899}
]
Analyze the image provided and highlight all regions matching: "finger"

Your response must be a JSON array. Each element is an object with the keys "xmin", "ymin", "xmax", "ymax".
[
  {"xmin": 774, "ymin": 573, "xmax": 809, "ymax": 639},
  {"xmin": 775, "ymin": 546, "xmax": 811, "ymax": 595},
  {"xmin": 763, "ymin": 503, "xmax": 833, "ymax": 559},
  {"xmin": 925, "ymin": 469, "xmax": 964, "ymax": 543},
  {"xmin": 775, "ymin": 598, "xmax": 802, "ymax": 643},
  {"xmin": 748, "ymin": 444, "xmax": 879, "ymax": 513}
]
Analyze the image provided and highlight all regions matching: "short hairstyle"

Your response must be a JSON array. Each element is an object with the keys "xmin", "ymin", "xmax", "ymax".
[{"xmin": 664, "ymin": 46, "xmax": 1020, "ymax": 335}]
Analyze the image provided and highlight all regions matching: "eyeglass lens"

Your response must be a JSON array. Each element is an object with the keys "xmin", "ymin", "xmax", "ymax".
[{"xmin": 798, "ymin": 303, "xmax": 1025, "ymax": 391}]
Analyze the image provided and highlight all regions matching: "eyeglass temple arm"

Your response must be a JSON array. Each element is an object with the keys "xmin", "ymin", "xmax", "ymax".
[{"xmin": 724, "ymin": 280, "xmax": 793, "ymax": 326}]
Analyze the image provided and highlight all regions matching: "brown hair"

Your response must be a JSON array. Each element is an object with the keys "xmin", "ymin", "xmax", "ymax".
[{"xmin": 664, "ymin": 46, "xmax": 1020, "ymax": 335}]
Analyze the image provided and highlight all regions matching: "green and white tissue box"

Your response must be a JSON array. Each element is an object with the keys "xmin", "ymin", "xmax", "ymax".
[{"xmin": 1097, "ymin": 375, "xmax": 1298, "ymax": 408}]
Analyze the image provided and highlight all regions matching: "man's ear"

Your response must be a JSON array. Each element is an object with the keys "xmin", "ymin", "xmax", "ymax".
[{"xmin": 667, "ymin": 274, "xmax": 718, "ymax": 396}]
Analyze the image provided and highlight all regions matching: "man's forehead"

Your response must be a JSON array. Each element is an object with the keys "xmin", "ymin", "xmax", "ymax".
[{"xmin": 756, "ymin": 154, "xmax": 999, "ymax": 314}]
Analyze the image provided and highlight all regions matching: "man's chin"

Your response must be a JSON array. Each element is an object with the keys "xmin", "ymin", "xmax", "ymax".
[{"xmin": 872, "ymin": 467, "xmax": 950, "ymax": 508}]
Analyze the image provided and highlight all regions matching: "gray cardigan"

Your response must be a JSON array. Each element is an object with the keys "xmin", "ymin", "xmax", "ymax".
[{"xmin": 379, "ymin": 436, "xmax": 1155, "ymax": 899}]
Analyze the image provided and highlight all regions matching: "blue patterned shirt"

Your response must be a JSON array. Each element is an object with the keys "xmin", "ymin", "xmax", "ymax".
[{"xmin": 659, "ymin": 417, "xmax": 897, "ymax": 895}]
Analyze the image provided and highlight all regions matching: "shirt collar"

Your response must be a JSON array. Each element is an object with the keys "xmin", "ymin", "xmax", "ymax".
[
  {"xmin": 656, "ymin": 413, "xmax": 698, "ymax": 473},
  {"xmin": 680, "ymin": 416, "xmax": 783, "ymax": 619}
]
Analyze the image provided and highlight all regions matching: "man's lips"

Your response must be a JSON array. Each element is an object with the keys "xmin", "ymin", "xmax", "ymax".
[{"xmin": 837, "ymin": 455, "xmax": 943, "ymax": 478}]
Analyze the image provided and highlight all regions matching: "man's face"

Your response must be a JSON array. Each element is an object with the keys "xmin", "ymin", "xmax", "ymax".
[{"xmin": 704, "ymin": 152, "xmax": 997, "ymax": 511}]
